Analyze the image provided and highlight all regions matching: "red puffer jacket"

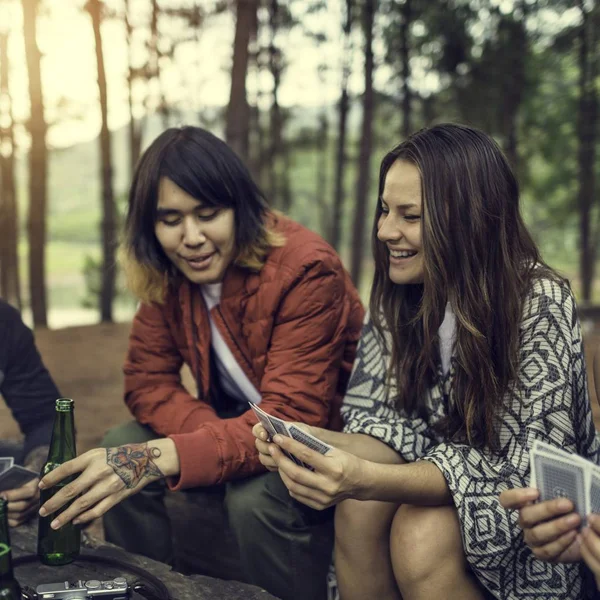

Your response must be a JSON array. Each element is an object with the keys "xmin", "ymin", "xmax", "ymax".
[{"xmin": 123, "ymin": 214, "xmax": 365, "ymax": 488}]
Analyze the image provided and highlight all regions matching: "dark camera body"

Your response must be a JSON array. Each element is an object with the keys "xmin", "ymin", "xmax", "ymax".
[{"xmin": 35, "ymin": 577, "xmax": 129, "ymax": 599}]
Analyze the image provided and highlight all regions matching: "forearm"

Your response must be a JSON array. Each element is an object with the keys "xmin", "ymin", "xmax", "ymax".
[
  {"xmin": 312, "ymin": 428, "xmax": 403, "ymax": 464},
  {"xmin": 126, "ymin": 387, "xmax": 219, "ymax": 435},
  {"xmin": 358, "ymin": 459, "xmax": 452, "ymax": 505}
]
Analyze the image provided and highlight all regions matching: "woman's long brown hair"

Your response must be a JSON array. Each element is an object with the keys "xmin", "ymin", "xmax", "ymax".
[{"xmin": 370, "ymin": 124, "xmax": 562, "ymax": 450}]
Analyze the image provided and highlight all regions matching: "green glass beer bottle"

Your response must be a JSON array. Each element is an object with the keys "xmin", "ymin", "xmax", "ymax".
[
  {"xmin": 0, "ymin": 498, "xmax": 22, "ymax": 599},
  {"xmin": 37, "ymin": 397, "xmax": 80, "ymax": 566}
]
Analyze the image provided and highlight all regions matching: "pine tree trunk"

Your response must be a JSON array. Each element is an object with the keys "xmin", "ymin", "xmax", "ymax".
[
  {"xmin": 125, "ymin": 0, "xmax": 142, "ymax": 178},
  {"xmin": 0, "ymin": 32, "xmax": 21, "ymax": 310},
  {"xmin": 331, "ymin": 0, "xmax": 353, "ymax": 251},
  {"xmin": 267, "ymin": 0, "xmax": 283, "ymax": 207},
  {"xmin": 22, "ymin": 0, "xmax": 48, "ymax": 326},
  {"xmin": 350, "ymin": 0, "xmax": 376, "ymax": 288},
  {"xmin": 226, "ymin": 0, "xmax": 258, "ymax": 163},
  {"xmin": 400, "ymin": 0, "xmax": 412, "ymax": 139},
  {"xmin": 316, "ymin": 112, "xmax": 330, "ymax": 238},
  {"xmin": 87, "ymin": 0, "xmax": 116, "ymax": 322},
  {"xmin": 577, "ymin": 1, "xmax": 598, "ymax": 303}
]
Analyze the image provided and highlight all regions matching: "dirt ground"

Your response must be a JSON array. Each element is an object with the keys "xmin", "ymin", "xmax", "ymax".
[{"xmin": 2, "ymin": 320, "xmax": 600, "ymax": 539}]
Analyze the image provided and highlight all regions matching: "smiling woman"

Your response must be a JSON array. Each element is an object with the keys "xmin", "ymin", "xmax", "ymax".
[{"xmin": 252, "ymin": 123, "xmax": 600, "ymax": 600}]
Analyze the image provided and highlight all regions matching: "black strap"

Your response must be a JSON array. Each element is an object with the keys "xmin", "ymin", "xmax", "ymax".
[{"xmin": 13, "ymin": 553, "xmax": 173, "ymax": 600}]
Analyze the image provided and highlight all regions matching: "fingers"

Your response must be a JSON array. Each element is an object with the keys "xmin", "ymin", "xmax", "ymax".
[
  {"xmin": 499, "ymin": 487, "xmax": 539, "ymax": 509},
  {"xmin": 582, "ymin": 516, "xmax": 600, "ymax": 583},
  {"xmin": 2, "ymin": 478, "xmax": 40, "ymax": 501},
  {"xmin": 524, "ymin": 511, "xmax": 580, "ymax": 547},
  {"xmin": 47, "ymin": 479, "xmax": 126, "ymax": 529},
  {"xmin": 273, "ymin": 434, "xmax": 328, "ymax": 471},
  {"xmin": 39, "ymin": 449, "xmax": 102, "ymax": 490},
  {"xmin": 519, "ymin": 498, "xmax": 574, "ymax": 529},
  {"xmin": 7, "ymin": 492, "xmax": 40, "ymax": 516},
  {"xmin": 252, "ymin": 423, "xmax": 271, "ymax": 442},
  {"xmin": 278, "ymin": 469, "xmax": 334, "ymax": 511},
  {"xmin": 72, "ymin": 494, "xmax": 124, "ymax": 526},
  {"xmin": 255, "ymin": 438, "xmax": 278, "ymax": 471},
  {"xmin": 7, "ymin": 501, "xmax": 39, "ymax": 527},
  {"xmin": 2, "ymin": 479, "xmax": 40, "ymax": 526},
  {"xmin": 254, "ymin": 437, "xmax": 271, "ymax": 457},
  {"xmin": 39, "ymin": 460, "xmax": 121, "ymax": 519}
]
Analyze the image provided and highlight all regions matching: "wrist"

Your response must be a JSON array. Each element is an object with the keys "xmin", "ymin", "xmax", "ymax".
[
  {"xmin": 148, "ymin": 438, "xmax": 180, "ymax": 477},
  {"xmin": 352, "ymin": 457, "xmax": 377, "ymax": 501}
]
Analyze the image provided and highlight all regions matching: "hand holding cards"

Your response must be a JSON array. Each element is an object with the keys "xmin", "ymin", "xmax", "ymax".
[
  {"xmin": 249, "ymin": 401, "xmax": 332, "ymax": 469},
  {"xmin": 530, "ymin": 440, "xmax": 600, "ymax": 522},
  {"xmin": 0, "ymin": 457, "xmax": 38, "ymax": 492}
]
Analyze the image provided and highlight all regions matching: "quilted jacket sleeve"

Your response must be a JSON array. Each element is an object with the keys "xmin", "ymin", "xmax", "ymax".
[{"xmin": 123, "ymin": 301, "xmax": 220, "ymax": 435}]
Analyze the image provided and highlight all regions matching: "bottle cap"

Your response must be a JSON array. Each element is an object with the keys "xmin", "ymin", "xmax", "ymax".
[{"xmin": 55, "ymin": 398, "xmax": 74, "ymax": 411}]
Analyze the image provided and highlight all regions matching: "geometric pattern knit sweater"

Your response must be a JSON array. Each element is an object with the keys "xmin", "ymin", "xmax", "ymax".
[{"xmin": 341, "ymin": 277, "xmax": 600, "ymax": 599}]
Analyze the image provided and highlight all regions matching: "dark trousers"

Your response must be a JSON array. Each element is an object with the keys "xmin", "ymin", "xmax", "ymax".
[{"xmin": 101, "ymin": 421, "xmax": 334, "ymax": 600}]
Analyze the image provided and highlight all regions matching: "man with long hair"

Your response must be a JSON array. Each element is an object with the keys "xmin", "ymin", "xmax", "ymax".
[{"xmin": 33, "ymin": 127, "xmax": 364, "ymax": 600}]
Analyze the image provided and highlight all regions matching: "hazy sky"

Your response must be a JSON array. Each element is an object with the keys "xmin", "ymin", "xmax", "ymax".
[
  {"xmin": 0, "ymin": 0, "xmax": 580, "ymax": 149},
  {"xmin": 2, "ymin": 0, "xmax": 377, "ymax": 148}
]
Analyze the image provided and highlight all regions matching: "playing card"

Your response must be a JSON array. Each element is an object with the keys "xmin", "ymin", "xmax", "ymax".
[
  {"xmin": 533, "ymin": 440, "xmax": 588, "ymax": 468},
  {"xmin": 532, "ymin": 451, "xmax": 587, "ymax": 519},
  {"xmin": 249, "ymin": 401, "xmax": 277, "ymax": 441},
  {"xmin": 0, "ymin": 465, "xmax": 38, "ymax": 492},
  {"xmin": 590, "ymin": 469, "xmax": 600, "ymax": 516},
  {"xmin": 0, "ymin": 457, "xmax": 14, "ymax": 474},
  {"xmin": 248, "ymin": 402, "xmax": 305, "ymax": 467},
  {"xmin": 288, "ymin": 424, "xmax": 332, "ymax": 455}
]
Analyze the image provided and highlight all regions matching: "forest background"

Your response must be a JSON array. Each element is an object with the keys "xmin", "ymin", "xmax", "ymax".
[{"xmin": 0, "ymin": 0, "xmax": 598, "ymax": 329}]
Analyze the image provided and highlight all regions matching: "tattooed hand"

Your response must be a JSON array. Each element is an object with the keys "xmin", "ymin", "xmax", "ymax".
[
  {"xmin": 107, "ymin": 444, "xmax": 164, "ymax": 489},
  {"xmin": 38, "ymin": 438, "xmax": 179, "ymax": 530}
]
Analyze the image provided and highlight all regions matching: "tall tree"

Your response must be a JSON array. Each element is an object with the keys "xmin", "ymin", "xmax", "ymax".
[
  {"xmin": 86, "ymin": 0, "xmax": 117, "ymax": 322},
  {"xmin": 350, "ymin": 0, "xmax": 376, "ymax": 287},
  {"xmin": 0, "ymin": 29, "xmax": 21, "ymax": 309},
  {"xmin": 226, "ymin": 0, "xmax": 258, "ymax": 163},
  {"xmin": 399, "ymin": 0, "xmax": 413, "ymax": 138},
  {"xmin": 21, "ymin": 0, "xmax": 48, "ymax": 326},
  {"xmin": 267, "ymin": 0, "xmax": 282, "ymax": 206},
  {"xmin": 576, "ymin": 0, "xmax": 599, "ymax": 302},
  {"xmin": 331, "ymin": 0, "xmax": 353, "ymax": 251},
  {"xmin": 124, "ymin": 0, "xmax": 142, "ymax": 178}
]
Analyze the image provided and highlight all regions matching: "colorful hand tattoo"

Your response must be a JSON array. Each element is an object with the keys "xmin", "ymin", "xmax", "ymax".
[{"xmin": 106, "ymin": 443, "xmax": 164, "ymax": 489}]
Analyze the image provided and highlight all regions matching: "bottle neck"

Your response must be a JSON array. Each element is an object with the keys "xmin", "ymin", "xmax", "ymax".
[
  {"xmin": 0, "ymin": 510, "xmax": 14, "ymax": 580},
  {"xmin": 47, "ymin": 408, "xmax": 76, "ymax": 465}
]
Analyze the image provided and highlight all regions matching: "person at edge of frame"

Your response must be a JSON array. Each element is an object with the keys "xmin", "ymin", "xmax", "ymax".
[
  {"xmin": 0, "ymin": 299, "xmax": 60, "ymax": 527},
  {"xmin": 500, "ymin": 344, "xmax": 600, "ymax": 596}
]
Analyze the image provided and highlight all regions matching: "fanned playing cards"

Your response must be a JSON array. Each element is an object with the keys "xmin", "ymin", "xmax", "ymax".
[
  {"xmin": 248, "ymin": 401, "xmax": 332, "ymax": 469},
  {"xmin": 529, "ymin": 440, "xmax": 600, "ymax": 522}
]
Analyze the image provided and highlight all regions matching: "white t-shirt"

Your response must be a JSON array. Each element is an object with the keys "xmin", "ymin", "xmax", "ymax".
[
  {"xmin": 438, "ymin": 303, "xmax": 456, "ymax": 376},
  {"xmin": 200, "ymin": 283, "xmax": 262, "ymax": 405}
]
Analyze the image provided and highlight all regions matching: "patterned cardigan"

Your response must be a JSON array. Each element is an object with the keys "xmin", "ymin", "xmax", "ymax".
[{"xmin": 341, "ymin": 277, "xmax": 600, "ymax": 599}]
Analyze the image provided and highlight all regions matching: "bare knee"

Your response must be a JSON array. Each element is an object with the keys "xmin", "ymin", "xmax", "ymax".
[
  {"xmin": 390, "ymin": 505, "xmax": 465, "ymax": 588},
  {"xmin": 335, "ymin": 499, "xmax": 398, "ymax": 552}
]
